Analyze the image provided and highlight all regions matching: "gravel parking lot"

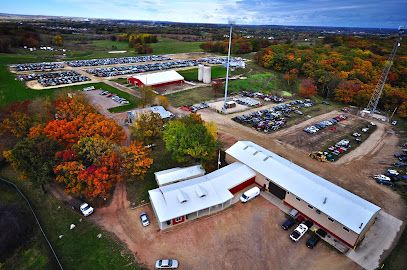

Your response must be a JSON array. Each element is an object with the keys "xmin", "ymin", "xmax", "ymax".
[
  {"xmin": 84, "ymin": 89, "xmax": 125, "ymax": 114},
  {"xmin": 92, "ymin": 184, "xmax": 360, "ymax": 270}
]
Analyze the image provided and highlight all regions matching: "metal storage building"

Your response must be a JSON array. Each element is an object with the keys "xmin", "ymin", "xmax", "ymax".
[
  {"xmin": 127, "ymin": 70, "xmax": 184, "ymax": 87},
  {"xmin": 225, "ymin": 141, "xmax": 381, "ymax": 248},
  {"xmin": 154, "ymin": 165, "xmax": 206, "ymax": 187}
]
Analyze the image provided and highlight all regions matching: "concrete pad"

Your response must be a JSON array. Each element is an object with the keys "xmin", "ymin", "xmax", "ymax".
[
  {"xmin": 346, "ymin": 211, "xmax": 403, "ymax": 270},
  {"xmin": 209, "ymin": 100, "xmax": 250, "ymax": 114}
]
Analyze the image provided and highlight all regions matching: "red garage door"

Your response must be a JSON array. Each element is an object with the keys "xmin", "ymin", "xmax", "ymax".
[{"xmin": 229, "ymin": 177, "xmax": 256, "ymax": 194}]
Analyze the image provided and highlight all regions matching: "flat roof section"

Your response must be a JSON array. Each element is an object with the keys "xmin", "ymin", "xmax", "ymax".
[
  {"xmin": 149, "ymin": 162, "xmax": 256, "ymax": 223},
  {"xmin": 155, "ymin": 165, "xmax": 206, "ymax": 186}
]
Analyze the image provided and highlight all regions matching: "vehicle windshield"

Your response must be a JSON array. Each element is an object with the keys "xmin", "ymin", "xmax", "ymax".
[
  {"xmin": 82, "ymin": 205, "xmax": 90, "ymax": 211},
  {"xmin": 292, "ymin": 231, "xmax": 300, "ymax": 238},
  {"xmin": 241, "ymin": 194, "xmax": 248, "ymax": 199}
]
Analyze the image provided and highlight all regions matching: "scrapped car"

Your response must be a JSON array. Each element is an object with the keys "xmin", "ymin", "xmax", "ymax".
[
  {"xmin": 374, "ymin": 175, "xmax": 391, "ymax": 181},
  {"xmin": 140, "ymin": 212, "xmax": 150, "ymax": 227},
  {"xmin": 281, "ymin": 217, "xmax": 295, "ymax": 230}
]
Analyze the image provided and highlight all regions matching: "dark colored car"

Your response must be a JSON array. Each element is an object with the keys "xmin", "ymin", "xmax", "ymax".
[
  {"xmin": 281, "ymin": 217, "xmax": 295, "ymax": 230},
  {"xmin": 306, "ymin": 234, "xmax": 320, "ymax": 249},
  {"xmin": 376, "ymin": 179, "xmax": 394, "ymax": 186}
]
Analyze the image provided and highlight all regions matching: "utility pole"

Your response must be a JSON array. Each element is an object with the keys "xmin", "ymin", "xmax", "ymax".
[{"xmin": 223, "ymin": 23, "xmax": 233, "ymax": 111}]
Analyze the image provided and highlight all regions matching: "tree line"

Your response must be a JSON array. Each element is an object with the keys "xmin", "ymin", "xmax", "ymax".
[{"xmin": 254, "ymin": 37, "xmax": 407, "ymax": 117}]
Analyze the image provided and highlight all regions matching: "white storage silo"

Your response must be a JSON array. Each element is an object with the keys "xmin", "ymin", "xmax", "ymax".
[
  {"xmin": 198, "ymin": 64, "xmax": 204, "ymax": 81},
  {"xmin": 203, "ymin": 66, "xmax": 211, "ymax": 84}
]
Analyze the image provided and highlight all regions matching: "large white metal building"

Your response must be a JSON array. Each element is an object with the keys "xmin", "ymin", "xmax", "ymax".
[{"xmin": 226, "ymin": 141, "xmax": 381, "ymax": 248}]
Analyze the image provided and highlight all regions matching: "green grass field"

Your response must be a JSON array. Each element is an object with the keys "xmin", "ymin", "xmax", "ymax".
[
  {"xmin": 150, "ymin": 38, "xmax": 202, "ymax": 54},
  {"xmin": 0, "ymin": 166, "xmax": 145, "ymax": 270},
  {"xmin": 166, "ymin": 86, "xmax": 223, "ymax": 107},
  {"xmin": 178, "ymin": 66, "xmax": 227, "ymax": 81}
]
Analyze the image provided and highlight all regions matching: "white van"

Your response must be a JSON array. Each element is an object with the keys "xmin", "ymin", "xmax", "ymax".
[{"xmin": 240, "ymin": 187, "xmax": 260, "ymax": 203}]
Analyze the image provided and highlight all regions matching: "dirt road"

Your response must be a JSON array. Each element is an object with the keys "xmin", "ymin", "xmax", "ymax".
[{"xmin": 92, "ymin": 183, "xmax": 360, "ymax": 270}]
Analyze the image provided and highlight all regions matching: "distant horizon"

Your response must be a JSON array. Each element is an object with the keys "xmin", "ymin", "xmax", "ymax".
[
  {"xmin": 0, "ymin": 12, "xmax": 401, "ymax": 31},
  {"xmin": 2, "ymin": 0, "xmax": 406, "ymax": 29}
]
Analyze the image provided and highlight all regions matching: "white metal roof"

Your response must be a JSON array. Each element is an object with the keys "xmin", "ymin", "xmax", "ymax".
[
  {"xmin": 226, "ymin": 141, "xmax": 381, "ymax": 234},
  {"xmin": 149, "ymin": 162, "xmax": 256, "ymax": 222},
  {"xmin": 155, "ymin": 165, "xmax": 206, "ymax": 186},
  {"xmin": 128, "ymin": 106, "xmax": 173, "ymax": 120},
  {"xmin": 131, "ymin": 70, "xmax": 184, "ymax": 86}
]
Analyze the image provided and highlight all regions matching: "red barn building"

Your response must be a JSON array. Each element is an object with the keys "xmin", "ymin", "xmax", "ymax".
[{"xmin": 127, "ymin": 70, "xmax": 184, "ymax": 87}]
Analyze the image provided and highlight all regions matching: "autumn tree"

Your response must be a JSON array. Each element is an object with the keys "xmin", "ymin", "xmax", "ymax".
[
  {"xmin": 73, "ymin": 135, "xmax": 115, "ymax": 166},
  {"xmin": 283, "ymin": 68, "xmax": 298, "ymax": 86},
  {"xmin": 156, "ymin": 95, "xmax": 170, "ymax": 108},
  {"xmin": 130, "ymin": 112, "xmax": 164, "ymax": 143},
  {"xmin": 299, "ymin": 78, "xmax": 317, "ymax": 98},
  {"xmin": 212, "ymin": 80, "xmax": 224, "ymax": 95},
  {"xmin": 4, "ymin": 136, "xmax": 59, "ymax": 192},
  {"xmin": 163, "ymin": 115, "xmax": 218, "ymax": 163},
  {"xmin": 120, "ymin": 143, "xmax": 153, "ymax": 180},
  {"xmin": 54, "ymin": 92, "xmax": 95, "ymax": 121},
  {"xmin": 139, "ymin": 86, "xmax": 155, "ymax": 107},
  {"xmin": 53, "ymin": 34, "xmax": 63, "ymax": 46},
  {"xmin": 334, "ymin": 80, "xmax": 361, "ymax": 103}
]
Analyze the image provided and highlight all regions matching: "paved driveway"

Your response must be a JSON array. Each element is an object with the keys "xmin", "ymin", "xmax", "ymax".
[{"xmin": 346, "ymin": 211, "xmax": 404, "ymax": 270}]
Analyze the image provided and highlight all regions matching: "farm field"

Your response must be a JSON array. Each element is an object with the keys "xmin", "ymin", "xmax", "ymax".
[{"xmin": 150, "ymin": 38, "xmax": 203, "ymax": 54}]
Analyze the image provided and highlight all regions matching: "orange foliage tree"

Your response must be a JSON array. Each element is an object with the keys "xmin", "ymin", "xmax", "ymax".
[
  {"xmin": 299, "ymin": 78, "xmax": 317, "ymax": 98},
  {"xmin": 120, "ymin": 142, "xmax": 153, "ymax": 180}
]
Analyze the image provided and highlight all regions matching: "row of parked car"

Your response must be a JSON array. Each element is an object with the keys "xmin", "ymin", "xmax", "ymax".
[
  {"xmin": 85, "ymin": 59, "xmax": 197, "ymax": 77},
  {"xmin": 197, "ymin": 56, "xmax": 242, "ymax": 65},
  {"xmin": 232, "ymin": 96, "xmax": 262, "ymax": 107},
  {"xmin": 17, "ymin": 70, "xmax": 90, "ymax": 87},
  {"xmin": 303, "ymin": 114, "xmax": 348, "ymax": 134},
  {"xmin": 66, "ymin": 55, "xmax": 172, "ymax": 67},
  {"xmin": 374, "ymin": 144, "xmax": 407, "ymax": 186},
  {"xmin": 240, "ymin": 91, "xmax": 285, "ymax": 103},
  {"xmin": 179, "ymin": 102, "xmax": 209, "ymax": 113},
  {"xmin": 99, "ymin": 90, "xmax": 130, "ymax": 105},
  {"xmin": 281, "ymin": 210, "xmax": 323, "ymax": 249},
  {"xmin": 11, "ymin": 61, "xmax": 64, "ymax": 72},
  {"xmin": 232, "ymin": 99, "xmax": 313, "ymax": 133}
]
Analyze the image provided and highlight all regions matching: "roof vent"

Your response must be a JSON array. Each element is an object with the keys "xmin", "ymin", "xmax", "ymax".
[
  {"xmin": 195, "ymin": 185, "xmax": 207, "ymax": 198},
  {"xmin": 263, "ymin": 156, "xmax": 272, "ymax": 161},
  {"xmin": 323, "ymin": 197, "xmax": 327, "ymax": 204},
  {"xmin": 243, "ymin": 146, "xmax": 249, "ymax": 150},
  {"xmin": 359, "ymin": 222, "xmax": 364, "ymax": 229},
  {"xmin": 177, "ymin": 190, "xmax": 188, "ymax": 204}
]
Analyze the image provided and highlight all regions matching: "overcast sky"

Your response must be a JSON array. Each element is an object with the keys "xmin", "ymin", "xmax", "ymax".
[{"xmin": 2, "ymin": 0, "xmax": 406, "ymax": 28}]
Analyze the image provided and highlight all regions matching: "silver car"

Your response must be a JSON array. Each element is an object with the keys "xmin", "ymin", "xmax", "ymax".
[{"xmin": 155, "ymin": 259, "xmax": 178, "ymax": 269}]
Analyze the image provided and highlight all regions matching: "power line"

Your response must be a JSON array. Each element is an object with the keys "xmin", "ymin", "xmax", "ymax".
[{"xmin": 0, "ymin": 177, "xmax": 64, "ymax": 270}]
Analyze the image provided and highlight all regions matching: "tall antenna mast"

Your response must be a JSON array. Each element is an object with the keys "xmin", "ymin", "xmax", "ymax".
[
  {"xmin": 223, "ymin": 22, "xmax": 234, "ymax": 110},
  {"xmin": 366, "ymin": 26, "xmax": 404, "ymax": 113}
]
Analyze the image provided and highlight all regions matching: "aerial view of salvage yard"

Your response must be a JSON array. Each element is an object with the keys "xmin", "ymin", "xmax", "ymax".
[{"xmin": 1, "ymin": 1, "xmax": 407, "ymax": 270}]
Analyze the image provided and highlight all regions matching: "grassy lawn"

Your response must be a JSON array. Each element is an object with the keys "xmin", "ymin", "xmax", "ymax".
[
  {"xmin": 178, "ymin": 66, "xmax": 226, "ymax": 81},
  {"xmin": 0, "ymin": 166, "xmax": 145, "ymax": 270},
  {"xmin": 0, "ymin": 183, "xmax": 51, "ymax": 269},
  {"xmin": 166, "ymin": 86, "xmax": 223, "ymax": 107},
  {"xmin": 91, "ymin": 40, "xmax": 130, "ymax": 51},
  {"xmin": 383, "ymin": 227, "xmax": 407, "ymax": 270},
  {"xmin": 126, "ymin": 141, "xmax": 179, "ymax": 205},
  {"xmin": 227, "ymin": 71, "xmax": 299, "ymax": 96},
  {"xmin": 150, "ymin": 38, "xmax": 202, "ymax": 54},
  {"xmin": 0, "ymin": 53, "xmax": 61, "ymax": 108}
]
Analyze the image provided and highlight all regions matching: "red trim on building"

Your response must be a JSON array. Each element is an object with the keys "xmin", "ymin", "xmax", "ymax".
[
  {"xmin": 228, "ymin": 177, "xmax": 256, "ymax": 194},
  {"xmin": 172, "ymin": 215, "xmax": 186, "ymax": 225},
  {"xmin": 284, "ymin": 201, "xmax": 355, "ymax": 248},
  {"xmin": 126, "ymin": 77, "xmax": 184, "ymax": 88}
]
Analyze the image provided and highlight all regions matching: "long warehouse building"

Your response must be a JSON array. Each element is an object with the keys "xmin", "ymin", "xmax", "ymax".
[{"xmin": 225, "ymin": 141, "xmax": 381, "ymax": 249}]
